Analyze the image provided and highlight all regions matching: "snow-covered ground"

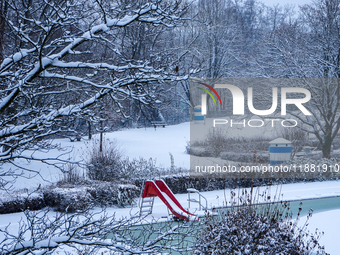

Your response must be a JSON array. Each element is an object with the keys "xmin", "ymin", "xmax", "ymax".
[
  {"xmin": 2, "ymin": 122, "xmax": 191, "ymax": 191},
  {"xmin": 0, "ymin": 118, "xmax": 303, "ymax": 191},
  {"xmin": 299, "ymin": 209, "xmax": 340, "ymax": 255},
  {"xmin": 1, "ymin": 181, "xmax": 339, "ymax": 253},
  {"xmin": 1, "ymin": 121, "xmax": 340, "ymax": 253}
]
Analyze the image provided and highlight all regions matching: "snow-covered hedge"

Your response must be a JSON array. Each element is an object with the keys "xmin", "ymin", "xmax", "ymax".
[
  {"xmin": 87, "ymin": 183, "xmax": 140, "ymax": 207},
  {"xmin": 220, "ymin": 151, "xmax": 269, "ymax": 163},
  {"xmin": 0, "ymin": 182, "xmax": 140, "ymax": 214},
  {"xmin": 43, "ymin": 187, "xmax": 93, "ymax": 213},
  {"xmin": 286, "ymin": 157, "xmax": 340, "ymax": 179},
  {"xmin": 44, "ymin": 183, "xmax": 140, "ymax": 212},
  {"xmin": 0, "ymin": 192, "xmax": 45, "ymax": 214},
  {"xmin": 290, "ymin": 157, "xmax": 340, "ymax": 166},
  {"xmin": 135, "ymin": 176, "xmax": 275, "ymax": 194}
]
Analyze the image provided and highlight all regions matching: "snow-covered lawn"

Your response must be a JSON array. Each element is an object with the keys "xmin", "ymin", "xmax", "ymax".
[
  {"xmin": 2, "ymin": 122, "xmax": 190, "ymax": 191},
  {"xmin": 1, "ymin": 117, "xmax": 285, "ymax": 191}
]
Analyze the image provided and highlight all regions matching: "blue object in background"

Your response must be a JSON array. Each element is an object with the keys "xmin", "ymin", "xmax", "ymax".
[
  {"xmin": 269, "ymin": 138, "xmax": 292, "ymax": 165},
  {"xmin": 194, "ymin": 106, "xmax": 205, "ymax": 123}
]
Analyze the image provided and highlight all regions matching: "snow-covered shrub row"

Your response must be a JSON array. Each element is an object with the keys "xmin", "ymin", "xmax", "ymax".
[
  {"xmin": 43, "ymin": 187, "xmax": 93, "ymax": 213},
  {"xmin": 0, "ymin": 192, "xmax": 45, "ymax": 214},
  {"xmin": 0, "ymin": 182, "xmax": 140, "ymax": 214},
  {"xmin": 203, "ymin": 129, "xmax": 270, "ymax": 156},
  {"xmin": 135, "ymin": 177, "xmax": 273, "ymax": 194},
  {"xmin": 194, "ymin": 208, "xmax": 326, "ymax": 255},
  {"xmin": 135, "ymin": 175, "xmax": 331, "ymax": 197},
  {"xmin": 290, "ymin": 157, "xmax": 340, "ymax": 166},
  {"xmin": 190, "ymin": 147, "xmax": 270, "ymax": 163},
  {"xmin": 190, "ymin": 131, "xmax": 270, "ymax": 160},
  {"xmin": 189, "ymin": 146, "xmax": 213, "ymax": 157},
  {"xmin": 286, "ymin": 157, "xmax": 340, "ymax": 179},
  {"xmin": 43, "ymin": 183, "xmax": 139, "ymax": 213},
  {"xmin": 87, "ymin": 183, "xmax": 139, "ymax": 207},
  {"xmin": 220, "ymin": 151, "xmax": 269, "ymax": 163}
]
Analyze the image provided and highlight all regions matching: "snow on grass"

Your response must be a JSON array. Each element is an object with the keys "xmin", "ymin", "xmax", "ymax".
[{"xmin": 1, "ymin": 122, "xmax": 190, "ymax": 191}]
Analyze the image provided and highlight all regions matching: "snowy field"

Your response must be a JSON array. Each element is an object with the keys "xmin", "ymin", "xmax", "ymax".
[
  {"xmin": 0, "ymin": 118, "xmax": 309, "ymax": 191},
  {"xmin": 2, "ymin": 122, "xmax": 191, "ymax": 191},
  {"xmin": 1, "ymin": 121, "xmax": 340, "ymax": 253}
]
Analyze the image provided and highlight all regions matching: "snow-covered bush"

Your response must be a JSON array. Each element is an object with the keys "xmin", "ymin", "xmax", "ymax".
[
  {"xmin": 287, "ymin": 157, "xmax": 340, "ymax": 179},
  {"xmin": 189, "ymin": 145, "xmax": 213, "ymax": 157},
  {"xmin": 120, "ymin": 157, "xmax": 159, "ymax": 181},
  {"xmin": 194, "ymin": 189, "xmax": 326, "ymax": 255},
  {"xmin": 186, "ymin": 141, "xmax": 190, "ymax": 154},
  {"xmin": 195, "ymin": 131, "xmax": 271, "ymax": 159},
  {"xmin": 87, "ymin": 183, "xmax": 140, "ymax": 207},
  {"xmin": 86, "ymin": 139, "xmax": 158, "ymax": 182},
  {"xmin": 194, "ymin": 207, "xmax": 326, "ymax": 255},
  {"xmin": 290, "ymin": 157, "xmax": 340, "ymax": 166},
  {"xmin": 86, "ymin": 139, "xmax": 123, "ymax": 181},
  {"xmin": 205, "ymin": 128, "xmax": 229, "ymax": 157},
  {"xmin": 59, "ymin": 163, "xmax": 85, "ymax": 185}
]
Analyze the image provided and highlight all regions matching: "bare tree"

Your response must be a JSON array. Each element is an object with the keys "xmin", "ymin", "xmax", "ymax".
[
  {"xmin": 0, "ymin": 0, "xmax": 199, "ymax": 253},
  {"xmin": 194, "ymin": 0, "xmax": 241, "ymax": 79},
  {"xmin": 0, "ymin": 0, "xmax": 194, "ymax": 172},
  {"xmin": 265, "ymin": 0, "xmax": 340, "ymax": 158},
  {"xmin": 0, "ymin": 0, "xmax": 8, "ymax": 62}
]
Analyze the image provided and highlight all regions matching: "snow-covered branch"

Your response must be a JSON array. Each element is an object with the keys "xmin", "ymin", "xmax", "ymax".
[
  {"xmin": 0, "ymin": 0, "xmax": 193, "ymax": 169},
  {"xmin": 0, "ymin": 208, "xmax": 198, "ymax": 255}
]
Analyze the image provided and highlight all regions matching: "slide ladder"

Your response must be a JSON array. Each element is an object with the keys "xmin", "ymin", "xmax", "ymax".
[
  {"xmin": 140, "ymin": 179, "xmax": 198, "ymax": 221},
  {"xmin": 140, "ymin": 196, "xmax": 155, "ymax": 216}
]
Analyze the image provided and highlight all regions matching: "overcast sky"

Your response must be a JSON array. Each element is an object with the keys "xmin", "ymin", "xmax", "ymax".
[{"xmin": 260, "ymin": 0, "xmax": 312, "ymax": 7}]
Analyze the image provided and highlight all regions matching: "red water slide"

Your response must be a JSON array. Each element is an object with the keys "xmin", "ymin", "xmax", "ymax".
[{"xmin": 141, "ymin": 179, "xmax": 197, "ymax": 221}]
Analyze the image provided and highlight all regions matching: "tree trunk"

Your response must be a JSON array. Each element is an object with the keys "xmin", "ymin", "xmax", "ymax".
[
  {"xmin": 0, "ymin": 0, "xmax": 8, "ymax": 62},
  {"xmin": 99, "ymin": 120, "xmax": 103, "ymax": 152},
  {"xmin": 88, "ymin": 120, "xmax": 92, "ymax": 140},
  {"xmin": 100, "ymin": 131, "xmax": 103, "ymax": 152},
  {"xmin": 0, "ymin": 0, "xmax": 3, "ymax": 62},
  {"xmin": 322, "ymin": 132, "xmax": 332, "ymax": 158}
]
